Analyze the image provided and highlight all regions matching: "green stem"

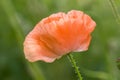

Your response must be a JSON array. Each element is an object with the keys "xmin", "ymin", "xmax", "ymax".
[
  {"xmin": 107, "ymin": 0, "xmax": 120, "ymax": 24},
  {"xmin": 67, "ymin": 54, "xmax": 83, "ymax": 80}
]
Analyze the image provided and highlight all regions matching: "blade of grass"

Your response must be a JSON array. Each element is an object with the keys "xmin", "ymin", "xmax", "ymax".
[
  {"xmin": 107, "ymin": 0, "xmax": 120, "ymax": 24},
  {"xmin": 1, "ymin": 0, "xmax": 46, "ymax": 80}
]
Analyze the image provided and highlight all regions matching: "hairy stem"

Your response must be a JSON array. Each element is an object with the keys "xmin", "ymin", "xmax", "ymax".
[{"xmin": 67, "ymin": 54, "xmax": 83, "ymax": 80}]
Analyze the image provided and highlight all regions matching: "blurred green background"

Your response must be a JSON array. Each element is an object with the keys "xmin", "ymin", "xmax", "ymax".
[{"xmin": 0, "ymin": 0, "xmax": 120, "ymax": 80}]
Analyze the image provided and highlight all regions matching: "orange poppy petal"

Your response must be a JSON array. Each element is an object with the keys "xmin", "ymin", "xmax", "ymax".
[
  {"xmin": 24, "ymin": 31, "xmax": 61, "ymax": 62},
  {"xmin": 23, "ymin": 10, "xmax": 96, "ymax": 63}
]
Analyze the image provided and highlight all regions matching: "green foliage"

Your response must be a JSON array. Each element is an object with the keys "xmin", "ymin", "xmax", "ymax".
[{"xmin": 0, "ymin": 0, "xmax": 120, "ymax": 80}]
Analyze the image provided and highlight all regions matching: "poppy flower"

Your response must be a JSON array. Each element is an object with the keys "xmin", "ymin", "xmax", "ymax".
[{"xmin": 23, "ymin": 10, "xmax": 96, "ymax": 63}]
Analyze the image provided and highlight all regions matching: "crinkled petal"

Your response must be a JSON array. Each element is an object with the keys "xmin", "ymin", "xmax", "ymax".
[{"xmin": 23, "ymin": 10, "xmax": 96, "ymax": 63}]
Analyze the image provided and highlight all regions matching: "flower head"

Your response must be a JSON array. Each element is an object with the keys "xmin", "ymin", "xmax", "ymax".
[{"xmin": 23, "ymin": 10, "xmax": 96, "ymax": 63}]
